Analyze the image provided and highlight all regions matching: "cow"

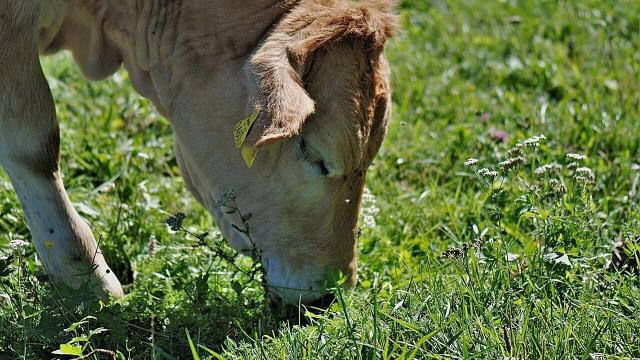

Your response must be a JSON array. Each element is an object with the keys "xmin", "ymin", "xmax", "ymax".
[{"xmin": 0, "ymin": 0, "xmax": 396, "ymax": 305}]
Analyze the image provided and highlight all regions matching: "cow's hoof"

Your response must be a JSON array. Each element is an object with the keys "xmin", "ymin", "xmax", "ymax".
[{"xmin": 610, "ymin": 237, "xmax": 639, "ymax": 275}]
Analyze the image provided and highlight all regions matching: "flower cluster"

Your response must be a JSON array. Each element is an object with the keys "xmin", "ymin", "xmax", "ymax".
[
  {"xmin": 478, "ymin": 168, "xmax": 498, "ymax": 179},
  {"xmin": 566, "ymin": 153, "xmax": 586, "ymax": 161},
  {"xmin": 566, "ymin": 153, "xmax": 587, "ymax": 171},
  {"xmin": 575, "ymin": 167, "xmax": 595, "ymax": 184},
  {"xmin": 10, "ymin": 239, "xmax": 28, "ymax": 251},
  {"xmin": 465, "ymin": 134, "xmax": 597, "ymax": 210},
  {"xmin": 549, "ymin": 179, "xmax": 568, "ymax": 194},
  {"xmin": 147, "ymin": 235, "xmax": 157, "ymax": 255},
  {"xmin": 544, "ymin": 179, "xmax": 567, "ymax": 197},
  {"xmin": 442, "ymin": 247, "xmax": 464, "ymax": 259},
  {"xmin": 442, "ymin": 237, "xmax": 484, "ymax": 259},
  {"xmin": 464, "ymin": 158, "xmax": 479, "ymax": 167},
  {"xmin": 508, "ymin": 144, "xmax": 523, "ymax": 157},
  {"xmin": 576, "ymin": 167, "xmax": 593, "ymax": 176},
  {"xmin": 522, "ymin": 134, "xmax": 546, "ymax": 147},
  {"xmin": 534, "ymin": 162, "xmax": 562, "ymax": 176},
  {"xmin": 361, "ymin": 187, "xmax": 380, "ymax": 228},
  {"xmin": 498, "ymin": 156, "xmax": 525, "ymax": 171},
  {"xmin": 213, "ymin": 190, "xmax": 238, "ymax": 207}
]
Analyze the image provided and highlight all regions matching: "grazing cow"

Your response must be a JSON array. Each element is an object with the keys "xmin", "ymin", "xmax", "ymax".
[{"xmin": 0, "ymin": 0, "xmax": 396, "ymax": 304}]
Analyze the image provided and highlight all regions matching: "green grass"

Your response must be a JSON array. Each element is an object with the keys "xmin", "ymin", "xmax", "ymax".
[{"xmin": 1, "ymin": 0, "xmax": 639, "ymax": 358}]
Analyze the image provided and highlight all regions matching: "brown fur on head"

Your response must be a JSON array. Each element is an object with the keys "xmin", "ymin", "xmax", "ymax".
[{"xmin": 246, "ymin": 0, "xmax": 398, "ymax": 148}]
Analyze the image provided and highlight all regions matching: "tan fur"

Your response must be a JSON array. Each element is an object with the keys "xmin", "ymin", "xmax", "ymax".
[
  {"xmin": 0, "ymin": 1, "xmax": 60, "ymax": 178},
  {"xmin": 247, "ymin": 0, "xmax": 397, "ymax": 147}
]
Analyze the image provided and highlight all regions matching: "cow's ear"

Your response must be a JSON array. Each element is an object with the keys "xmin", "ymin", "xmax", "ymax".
[
  {"xmin": 245, "ymin": 0, "xmax": 397, "ymax": 148},
  {"xmin": 245, "ymin": 42, "xmax": 316, "ymax": 148}
]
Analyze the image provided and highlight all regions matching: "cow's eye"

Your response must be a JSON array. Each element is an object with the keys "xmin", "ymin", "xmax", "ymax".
[
  {"xmin": 298, "ymin": 138, "xmax": 329, "ymax": 176},
  {"xmin": 315, "ymin": 159, "xmax": 330, "ymax": 176}
]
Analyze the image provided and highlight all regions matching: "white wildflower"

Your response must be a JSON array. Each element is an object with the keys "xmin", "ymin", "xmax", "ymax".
[
  {"xmin": 576, "ymin": 176, "xmax": 594, "ymax": 185},
  {"xmin": 566, "ymin": 153, "xmax": 586, "ymax": 161},
  {"xmin": 632, "ymin": 163, "xmax": 640, "ymax": 171},
  {"xmin": 576, "ymin": 167, "xmax": 593, "ymax": 176},
  {"xmin": 147, "ymin": 235, "xmax": 157, "ymax": 255},
  {"xmin": 98, "ymin": 182, "xmax": 116, "ymax": 193},
  {"xmin": 498, "ymin": 156, "xmax": 525, "ymax": 171},
  {"xmin": 548, "ymin": 179, "xmax": 567, "ymax": 194},
  {"xmin": 522, "ymin": 134, "xmax": 547, "ymax": 147},
  {"xmin": 566, "ymin": 162, "xmax": 579, "ymax": 170},
  {"xmin": 478, "ymin": 168, "xmax": 498, "ymax": 179},
  {"xmin": 10, "ymin": 239, "xmax": 28, "ymax": 250},
  {"xmin": 556, "ymin": 183, "xmax": 568, "ymax": 193},
  {"xmin": 534, "ymin": 162, "xmax": 562, "ymax": 176},
  {"xmin": 508, "ymin": 144, "xmax": 523, "ymax": 156},
  {"xmin": 575, "ymin": 167, "xmax": 595, "ymax": 184},
  {"xmin": 464, "ymin": 158, "xmax": 479, "ymax": 167},
  {"xmin": 361, "ymin": 187, "xmax": 380, "ymax": 228}
]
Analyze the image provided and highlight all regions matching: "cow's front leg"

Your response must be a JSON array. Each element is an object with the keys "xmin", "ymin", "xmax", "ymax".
[{"xmin": 0, "ymin": 2, "xmax": 123, "ymax": 299}]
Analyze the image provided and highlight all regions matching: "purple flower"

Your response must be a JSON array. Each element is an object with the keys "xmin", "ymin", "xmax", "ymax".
[{"xmin": 491, "ymin": 129, "xmax": 508, "ymax": 143}]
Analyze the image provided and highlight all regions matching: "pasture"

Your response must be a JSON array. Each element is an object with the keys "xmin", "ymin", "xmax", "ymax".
[{"xmin": 1, "ymin": 0, "xmax": 639, "ymax": 358}]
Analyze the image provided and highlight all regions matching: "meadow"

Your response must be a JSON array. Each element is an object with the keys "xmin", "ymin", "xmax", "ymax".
[{"xmin": 1, "ymin": 0, "xmax": 639, "ymax": 358}]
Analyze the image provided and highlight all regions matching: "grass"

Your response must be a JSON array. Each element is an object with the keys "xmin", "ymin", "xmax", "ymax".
[{"xmin": 1, "ymin": 0, "xmax": 639, "ymax": 358}]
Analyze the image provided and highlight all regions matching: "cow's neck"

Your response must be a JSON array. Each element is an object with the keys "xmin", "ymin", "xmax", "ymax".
[
  {"xmin": 111, "ymin": 0, "xmax": 295, "ymax": 116},
  {"xmin": 40, "ymin": 0, "xmax": 295, "ymax": 116}
]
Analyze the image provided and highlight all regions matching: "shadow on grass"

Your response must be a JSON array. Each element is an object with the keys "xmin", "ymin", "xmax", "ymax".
[{"xmin": 0, "ymin": 261, "xmax": 335, "ymax": 359}]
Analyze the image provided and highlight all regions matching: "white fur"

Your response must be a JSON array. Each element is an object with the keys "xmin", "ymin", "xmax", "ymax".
[
  {"xmin": 262, "ymin": 253, "xmax": 329, "ymax": 303},
  {"xmin": 6, "ymin": 166, "xmax": 122, "ymax": 297}
]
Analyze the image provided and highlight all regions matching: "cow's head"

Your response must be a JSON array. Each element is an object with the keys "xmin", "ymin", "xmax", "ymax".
[{"xmin": 207, "ymin": 2, "xmax": 396, "ymax": 304}]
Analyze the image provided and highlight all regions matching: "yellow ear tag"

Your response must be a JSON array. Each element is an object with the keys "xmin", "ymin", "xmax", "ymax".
[
  {"xmin": 241, "ymin": 144, "xmax": 258, "ymax": 168},
  {"xmin": 233, "ymin": 109, "xmax": 260, "ymax": 168}
]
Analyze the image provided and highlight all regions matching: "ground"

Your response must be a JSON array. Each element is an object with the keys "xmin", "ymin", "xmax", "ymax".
[{"xmin": 1, "ymin": 0, "xmax": 639, "ymax": 358}]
